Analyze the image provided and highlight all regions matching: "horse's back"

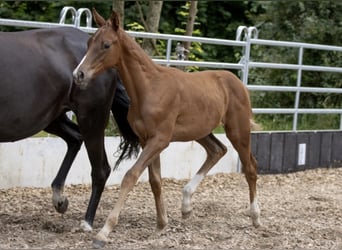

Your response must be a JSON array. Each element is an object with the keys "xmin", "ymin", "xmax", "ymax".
[
  {"xmin": 154, "ymin": 68, "xmax": 252, "ymax": 140},
  {"xmin": 0, "ymin": 27, "xmax": 89, "ymax": 141},
  {"xmin": 0, "ymin": 27, "xmax": 87, "ymax": 67},
  {"xmin": 162, "ymin": 68, "xmax": 247, "ymax": 104}
]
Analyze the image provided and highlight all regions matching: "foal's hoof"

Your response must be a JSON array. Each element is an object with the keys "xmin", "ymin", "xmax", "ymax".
[
  {"xmin": 182, "ymin": 210, "xmax": 192, "ymax": 219},
  {"xmin": 252, "ymin": 218, "xmax": 261, "ymax": 228},
  {"xmin": 93, "ymin": 239, "xmax": 106, "ymax": 249},
  {"xmin": 54, "ymin": 197, "xmax": 69, "ymax": 214}
]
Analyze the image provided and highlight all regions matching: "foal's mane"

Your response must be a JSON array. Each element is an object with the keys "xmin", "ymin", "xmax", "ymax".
[{"xmin": 114, "ymin": 24, "xmax": 164, "ymax": 71}]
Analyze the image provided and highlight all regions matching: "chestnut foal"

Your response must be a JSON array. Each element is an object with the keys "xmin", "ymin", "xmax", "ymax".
[{"xmin": 73, "ymin": 9, "xmax": 261, "ymax": 247}]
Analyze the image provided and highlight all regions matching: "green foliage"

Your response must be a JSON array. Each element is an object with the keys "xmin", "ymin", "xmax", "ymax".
[
  {"xmin": 2, "ymin": 1, "xmax": 340, "ymax": 132},
  {"xmin": 0, "ymin": 1, "xmax": 112, "ymax": 31},
  {"xmin": 105, "ymin": 114, "xmax": 120, "ymax": 136},
  {"xmin": 0, "ymin": 1, "xmax": 57, "ymax": 30},
  {"xmin": 246, "ymin": 1, "xmax": 342, "ymax": 131},
  {"xmin": 126, "ymin": 21, "xmax": 144, "ymax": 32}
]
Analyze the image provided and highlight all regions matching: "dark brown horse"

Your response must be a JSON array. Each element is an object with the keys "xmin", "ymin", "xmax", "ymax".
[
  {"xmin": 73, "ymin": 10, "xmax": 260, "ymax": 247},
  {"xmin": 0, "ymin": 27, "xmax": 139, "ymax": 231}
]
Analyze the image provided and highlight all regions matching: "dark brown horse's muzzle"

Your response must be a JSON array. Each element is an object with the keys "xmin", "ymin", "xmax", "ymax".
[{"xmin": 73, "ymin": 70, "xmax": 85, "ymax": 85}]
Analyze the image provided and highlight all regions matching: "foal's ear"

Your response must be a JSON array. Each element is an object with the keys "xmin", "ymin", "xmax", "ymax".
[
  {"xmin": 110, "ymin": 10, "xmax": 120, "ymax": 31},
  {"xmin": 92, "ymin": 8, "xmax": 106, "ymax": 27}
]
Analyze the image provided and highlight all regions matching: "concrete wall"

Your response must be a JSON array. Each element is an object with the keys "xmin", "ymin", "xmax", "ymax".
[{"xmin": 0, "ymin": 134, "xmax": 239, "ymax": 189}]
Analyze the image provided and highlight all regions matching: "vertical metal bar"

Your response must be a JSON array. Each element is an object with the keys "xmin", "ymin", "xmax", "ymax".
[
  {"xmin": 293, "ymin": 46, "xmax": 304, "ymax": 131},
  {"xmin": 241, "ymin": 27, "xmax": 258, "ymax": 85},
  {"xmin": 76, "ymin": 8, "xmax": 92, "ymax": 28},
  {"xmin": 166, "ymin": 38, "xmax": 172, "ymax": 67},
  {"xmin": 242, "ymin": 33, "xmax": 251, "ymax": 85},
  {"xmin": 237, "ymin": 27, "xmax": 257, "ymax": 172},
  {"xmin": 236, "ymin": 26, "xmax": 247, "ymax": 83},
  {"xmin": 236, "ymin": 28, "xmax": 246, "ymax": 173},
  {"xmin": 59, "ymin": 6, "xmax": 77, "ymax": 25}
]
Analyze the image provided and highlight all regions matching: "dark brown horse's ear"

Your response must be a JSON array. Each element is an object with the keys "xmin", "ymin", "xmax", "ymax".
[
  {"xmin": 92, "ymin": 8, "xmax": 106, "ymax": 27},
  {"xmin": 110, "ymin": 10, "xmax": 120, "ymax": 31}
]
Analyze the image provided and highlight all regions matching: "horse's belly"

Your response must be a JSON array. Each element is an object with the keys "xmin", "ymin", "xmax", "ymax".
[
  {"xmin": 0, "ymin": 107, "xmax": 58, "ymax": 142},
  {"xmin": 0, "ymin": 119, "xmax": 45, "ymax": 141},
  {"xmin": 172, "ymin": 114, "xmax": 221, "ymax": 142}
]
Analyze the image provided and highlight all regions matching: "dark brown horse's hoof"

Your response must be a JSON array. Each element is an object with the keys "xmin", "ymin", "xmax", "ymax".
[
  {"xmin": 93, "ymin": 239, "xmax": 106, "ymax": 249},
  {"xmin": 182, "ymin": 210, "xmax": 192, "ymax": 219},
  {"xmin": 54, "ymin": 197, "xmax": 69, "ymax": 214}
]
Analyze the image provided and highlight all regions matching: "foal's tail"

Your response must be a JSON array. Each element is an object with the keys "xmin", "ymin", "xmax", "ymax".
[
  {"xmin": 250, "ymin": 119, "xmax": 262, "ymax": 131},
  {"xmin": 111, "ymin": 78, "xmax": 140, "ymax": 169}
]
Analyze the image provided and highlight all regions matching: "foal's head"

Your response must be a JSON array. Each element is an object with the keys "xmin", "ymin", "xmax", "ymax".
[{"xmin": 73, "ymin": 9, "xmax": 121, "ymax": 87}]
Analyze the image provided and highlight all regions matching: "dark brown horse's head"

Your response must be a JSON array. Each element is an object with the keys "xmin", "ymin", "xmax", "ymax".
[{"xmin": 73, "ymin": 9, "xmax": 121, "ymax": 87}]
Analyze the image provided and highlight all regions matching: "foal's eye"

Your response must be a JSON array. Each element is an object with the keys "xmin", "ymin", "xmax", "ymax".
[{"xmin": 103, "ymin": 42, "xmax": 111, "ymax": 49}]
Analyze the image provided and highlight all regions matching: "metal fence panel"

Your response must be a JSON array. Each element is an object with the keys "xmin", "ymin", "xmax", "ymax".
[
  {"xmin": 0, "ymin": 6, "xmax": 341, "ymax": 175},
  {"xmin": 0, "ymin": 6, "xmax": 341, "ymax": 131}
]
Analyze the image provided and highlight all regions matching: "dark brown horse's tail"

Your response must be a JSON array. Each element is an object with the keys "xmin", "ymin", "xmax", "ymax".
[{"xmin": 111, "ymin": 77, "xmax": 140, "ymax": 169}]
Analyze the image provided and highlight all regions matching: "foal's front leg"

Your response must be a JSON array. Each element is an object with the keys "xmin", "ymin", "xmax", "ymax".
[{"xmin": 93, "ymin": 139, "xmax": 167, "ymax": 248}]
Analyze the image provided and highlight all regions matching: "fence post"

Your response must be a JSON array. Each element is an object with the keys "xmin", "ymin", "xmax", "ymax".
[
  {"xmin": 165, "ymin": 38, "xmax": 173, "ymax": 67},
  {"xmin": 236, "ymin": 26, "xmax": 248, "ymax": 84},
  {"xmin": 75, "ymin": 8, "xmax": 92, "ymax": 28},
  {"xmin": 236, "ymin": 26, "xmax": 258, "ymax": 85},
  {"xmin": 293, "ymin": 46, "xmax": 304, "ymax": 131},
  {"xmin": 58, "ymin": 6, "xmax": 77, "ymax": 25}
]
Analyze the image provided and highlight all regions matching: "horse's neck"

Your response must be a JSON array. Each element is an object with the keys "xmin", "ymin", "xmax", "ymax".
[{"xmin": 117, "ymin": 30, "xmax": 159, "ymax": 105}]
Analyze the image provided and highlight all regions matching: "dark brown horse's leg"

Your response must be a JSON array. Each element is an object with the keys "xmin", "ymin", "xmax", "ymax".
[
  {"xmin": 93, "ymin": 137, "xmax": 167, "ymax": 248},
  {"xmin": 182, "ymin": 133, "xmax": 227, "ymax": 218},
  {"xmin": 81, "ymin": 134, "xmax": 111, "ymax": 231},
  {"xmin": 148, "ymin": 156, "xmax": 168, "ymax": 230},
  {"xmin": 224, "ymin": 119, "xmax": 261, "ymax": 227},
  {"xmin": 75, "ymin": 101, "xmax": 112, "ymax": 231},
  {"xmin": 46, "ymin": 114, "xmax": 83, "ymax": 214}
]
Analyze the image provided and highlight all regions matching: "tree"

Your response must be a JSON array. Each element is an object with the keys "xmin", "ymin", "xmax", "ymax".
[
  {"xmin": 112, "ymin": 0, "xmax": 124, "ymax": 27},
  {"xmin": 135, "ymin": 0, "xmax": 163, "ymax": 55},
  {"xmin": 183, "ymin": 1, "xmax": 198, "ymax": 60},
  {"xmin": 174, "ymin": 1, "xmax": 199, "ymax": 71}
]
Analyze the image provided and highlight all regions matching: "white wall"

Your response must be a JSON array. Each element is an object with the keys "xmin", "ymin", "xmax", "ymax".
[{"xmin": 0, "ymin": 134, "xmax": 239, "ymax": 189}]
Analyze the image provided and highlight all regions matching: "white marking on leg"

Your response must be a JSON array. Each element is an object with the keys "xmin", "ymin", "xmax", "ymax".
[
  {"xmin": 52, "ymin": 187, "xmax": 62, "ymax": 205},
  {"xmin": 51, "ymin": 187, "xmax": 68, "ymax": 213},
  {"xmin": 80, "ymin": 220, "xmax": 93, "ymax": 232},
  {"xmin": 250, "ymin": 197, "xmax": 261, "ymax": 227},
  {"xmin": 182, "ymin": 173, "xmax": 204, "ymax": 214}
]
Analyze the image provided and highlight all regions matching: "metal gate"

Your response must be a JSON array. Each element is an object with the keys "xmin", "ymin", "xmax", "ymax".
[{"xmin": 0, "ymin": 6, "xmax": 341, "ymax": 174}]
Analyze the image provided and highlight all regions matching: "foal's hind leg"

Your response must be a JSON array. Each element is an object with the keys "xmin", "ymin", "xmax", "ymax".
[
  {"xmin": 182, "ymin": 133, "xmax": 227, "ymax": 218},
  {"xmin": 148, "ymin": 156, "xmax": 168, "ymax": 230},
  {"xmin": 45, "ymin": 114, "xmax": 83, "ymax": 214},
  {"xmin": 224, "ymin": 120, "xmax": 261, "ymax": 227}
]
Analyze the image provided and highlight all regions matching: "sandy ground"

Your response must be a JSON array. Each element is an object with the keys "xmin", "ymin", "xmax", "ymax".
[{"xmin": 0, "ymin": 167, "xmax": 341, "ymax": 249}]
